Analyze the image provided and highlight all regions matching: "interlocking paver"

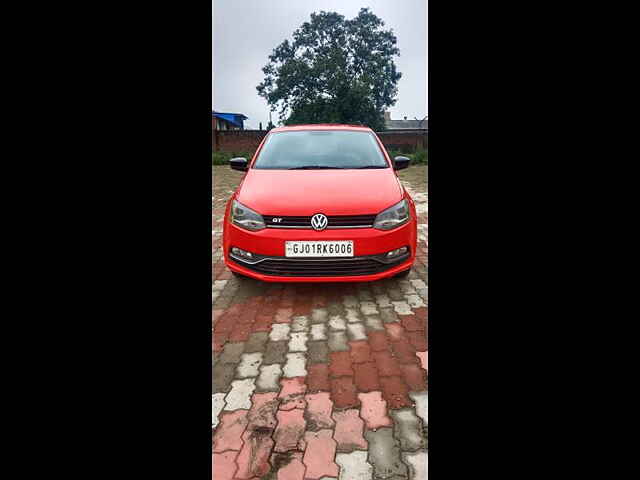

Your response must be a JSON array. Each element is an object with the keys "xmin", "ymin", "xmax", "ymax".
[
  {"xmin": 379, "ymin": 376, "xmax": 412, "ymax": 410},
  {"xmin": 349, "ymin": 340, "xmax": 373, "ymax": 364},
  {"xmin": 391, "ymin": 301, "xmax": 413, "ymax": 316},
  {"xmin": 243, "ymin": 332, "xmax": 269, "ymax": 353},
  {"xmin": 236, "ymin": 352, "xmax": 263, "ymax": 378},
  {"xmin": 307, "ymin": 363, "xmax": 331, "ymax": 392},
  {"xmin": 224, "ymin": 378, "xmax": 256, "ymax": 411},
  {"xmin": 328, "ymin": 331, "xmax": 349, "ymax": 351},
  {"xmin": 310, "ymin": 323, "xmax": 327, "ymax": 340},
  {"xmin": 269, "ymin": 324, "xmax": 291, "ymax": 342},
  {"xmin": 218, "ymin": 342, "xmax": 244, "ymax": 364},
  {"xmin": 302, "ymin": 429, "xmax": 340, "ymax": 480},
  {"xmin": 336, "ymin": 450, "xmax": 374, "ymax": 480},
  {"xmin": 283, "ymin": 352, "xmax": 307, "ymax": 378},
  {"xmin": 365, "ymin": 427, "xmax": 408, "ymax": 479},
  {"xmin": 275, "ymin": 451, "xmax": 306, "ymax": 480},
  {"xmin": 235, "ymin": 426, "xmax": 274, "ymax": 479},
  {"xmin": 288, "ymin": 332, "xmax": 309, "ymax": 352},
  {"xmin": 403, "ymin": 451, "xmax": 427, "ymax": 480},
  {"xmin": 399, "ymin": 363, "xmax": 427, "ymax": 391},
  {"xmin": 263, "ymin": 340, "xmax": 287, "ymax": 365},
  {"xmin": 390, "ymin": 408, "xmax": 426, "ymax": 451},
  {"xmin": 213, "ymin": 363, "xmax": 236, "ymax": 393},
  {"xmin": 308, "ymin": 340, "xmax": 329, "ymax": 364},
  {"xmin": 347, "ymin": 322, "xmax": 368, "ymax": 341},
  {"xmin": 354, "ymin": 361, "xmax": 381, "ymax": 392},
  {"xmin": 212, "ymin": 450, "xmax": 238, "ymax": 480},
  {"xmin": 333, "ymin": 408, "xmax": 368, "ymax": 452},
  {"xmin": 278, "ymin": 376, "xmax": 307, "ymax": 410},
  {"xmin": 379, "ymin": 308, "xmax": 399, "ymax": 323},
  {"xmin": 368, "ymin": 331, "xmax": 390, "ymax": 352},
  {"xmin": 256, "ymin": 364, "xmax": 282, "ymax": 392},
  {"xmin": 291, "ymin": 316, "xmax": 309, "ymax": 332},
  {"xmin": 329, "ymin": 351, "xmax": 354, "ymax": 377},
  {"xmin": 212, "ymin": 393, "xmax": 226, "ymax": 428},
  {"xmin": 329, "ymin": 315, "xmax": 347, "ymax": 331},
  {"xmin": 274, "ymin": 408, "xmax": 306, "ymax": 452},
  {"xmin": 345, "ymin": 308, "xmax": 362, "ymax": 323},
  {"xmin": 311, "ymin": 308, "xmax": 328, "ymax": 324},
  {"xmin": 358, "ymin": 391, "xmax": 393, "ymax": 430},
  {"xmin": 364, "ymin": 315, "xmax": 385, "ymax": 331},
  {"xmin": 360, "ymin": 301, "xmax": 379, "ymax": 316},
  {"xmin": 415, "ymin": 351, "xmax": 427, "ymax": 371},
  {"xmin": 409, "ymin": 391, "xmax": 428, "ymax": 426},
  {"xmin": 330, "ymin": 376, "xmax": 359, "ymax": 409},
  {"xmin": 305, "ymin": 392, "xmax": 335, "ymax": 430},
  {"xmin": 373, "ymin": 351, "xmax": 402, "ymax": 377},
  {"xmin": 213, "ymin": 409, "xmax": 248, "ymax": 452}
]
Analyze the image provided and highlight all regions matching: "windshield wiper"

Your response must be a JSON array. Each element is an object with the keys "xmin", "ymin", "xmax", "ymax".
[
  {"xmin": 287, "ymin": 165, "xmax": 344, "ymax": 170},
  {"xmin": 354, "ymin": 165, "xmax": 387, "ymax": 169}
]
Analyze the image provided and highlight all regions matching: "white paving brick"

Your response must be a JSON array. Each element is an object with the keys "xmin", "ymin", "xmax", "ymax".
[
  {"xmin": 343, "ymin": 295, "xmax": 358, "ymax": 308},
  {"xmin": 329, "ymin": 315, "xmax": 347, "ymax": 331},
  {"xmin": 398, "ymin": 280, "xmax": 417, "ymax": 295},
  {"xmin": 213, "ymin": 280, "xmax": 228, "ymax": 291},
  {"xmin": 392, "ymin": 301, "xmax": 414, "ymax": 315},
  {"xmin": 291, "ymin": 316, "xmax": 309, "ymax": 332},
  {"xmin": 410, "ymin": 279, "xmax": 427, "ymax": 291},
  {"xmin": 345, "ymin": 308, "xmax": 361, "ymax": 323},
  {"xmin": 374, "ymin": 294, "xmax": 392, "ymax": 308},
  {"xmin": 224, "ymin": 378, "xmax": 256, "ymax": 411},
  {"xmin": 283, "ymin": 352, "xmax": 307, "ymax": 377},
  {"xmin": 288, "ymin": 332, "xmax": 309, "ymax": 352},
  {"xmin": 364, "ymin": 315, "xmax": 384, "ymax": 331},
  {"xmin": 235, "ymin": 352, "xmax": 263, "ymax": 378},
  {"xmin": 406, "ymin": 294, "xmax": 426, "ymax": 308},
  {"xmin": 360, "ymin": 301, "xmax": 379, "ymax": 316},
  {"xmin": 311, "ymin": 323, "xmax": 327, "ymax": 340},
  {"xmin": 269, "ymin": 323, "xmax": 291, "ymax": 341},
  {"xmin": 311, "ymin": 308, "xmax": 328, "ymax": 323},
  {"xmin": 256, "ymin": 364, "xmax": 282, "ymax": 391},
  {"xmin": 409, "ymin": 391, "xmax": 428, "ymax": 425},
  {"xmin": 336, "ymin": 450, "xmax": 373, "ymax": 480},
  {"xmin": 403, "ymin": 451, "xmax": 427, "ymax": 480},
  {"xmin": 212, "ymin": 393, "xmax": 226, "ymax": 428},
  {"xmin": 347, "ymin": 322, "xmax": 367, "ymax": 341}
]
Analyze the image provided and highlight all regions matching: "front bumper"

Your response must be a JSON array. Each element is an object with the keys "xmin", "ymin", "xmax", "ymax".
[{"xmin": 223, "ymin": 220, "xmax": 417, "ymax": 282}]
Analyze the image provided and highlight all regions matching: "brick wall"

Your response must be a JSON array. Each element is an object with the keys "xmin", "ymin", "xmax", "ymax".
[{"xmin": 213, "ymin": 129, "xmax": 427, "ymax": 155}]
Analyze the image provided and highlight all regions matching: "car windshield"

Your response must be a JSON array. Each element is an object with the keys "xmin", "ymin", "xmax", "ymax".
[{"xmin": 252, "ymin": 130, "xmax": 389, "ymax": 170}]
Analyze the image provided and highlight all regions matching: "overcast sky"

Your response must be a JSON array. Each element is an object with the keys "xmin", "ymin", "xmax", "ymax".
[{"xmin": 213, "ymin": 0, "xmax": 427, "ymax": 129}]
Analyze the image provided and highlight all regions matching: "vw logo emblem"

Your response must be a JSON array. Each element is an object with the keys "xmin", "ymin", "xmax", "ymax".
[{"xmin": 310, "ymin": 213, "xmax": 328, "ymax": 231}]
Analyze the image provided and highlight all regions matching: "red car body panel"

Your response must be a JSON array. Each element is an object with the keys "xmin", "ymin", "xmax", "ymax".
[{"xmin": 222, "ymin": 124, "xmax": 418, "ymax": 282}]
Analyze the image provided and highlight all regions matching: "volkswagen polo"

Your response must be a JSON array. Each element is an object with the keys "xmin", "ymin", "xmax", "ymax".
[{"xmin": 222, "ymin": 124, "xmax": 417, "ymax": 282}]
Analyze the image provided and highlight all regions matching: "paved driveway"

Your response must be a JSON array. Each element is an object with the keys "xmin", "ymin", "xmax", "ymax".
[{"xmin": 212, "ymin": 165, "xmax": 428, "ymax": 479}]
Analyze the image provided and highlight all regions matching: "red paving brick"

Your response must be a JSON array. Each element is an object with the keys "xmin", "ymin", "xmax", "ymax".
[
  {"xmin": 306, "ymin": 364, "xmax": 331, "ymax": 392},
  {"xmin": 353, "ymin": 361, "xmax": 381, "ymax": 392},
  {"xmin": 275, "ymin": 451, "xmax": 305, "ymax": 480},
  {"xmin": 252, "ymin": 314, "xmax": 274, "ymax": 333},
  {"xmin": 328, "ymin": 351, "xmax": 353, "ymax": 378},
  {"xmin": 358, "ymin": 391, "xmax": 393, "ymax": 430},
  {"xmin": 330, "ymin": 376, "xmax": 360, "ymax": 409},
  {"xmin": 278, "ymin": 377, "xmax": 307, "ymax": 410},
  {"xmin": 333, "ymin": 409, "xmax": 368, "ymax": 452},
  {"xmin": 399, "ymin": 363, "xmax": 428, "ymax": 391},
  {"xmin": 229, "ymin": 323, "xmax": 252, "ymax": 342},
  {"xmin": 367, "ymin": 331, "xmax": 391, "ymax": 352},
  {"xmin": 384, "ymin": 322, "xmax": 405, "ymax": 342},
  {"xmin": 372, "ymin": 350, "xmax": 402, "ymax": 377},
  {"xmin": 348, "ymin": 340, "xmax": 373, "ymax": 364},
  {"xmin": 212, "ymin": 451, "xmax": 238, "ymax": 480},
  {"xmin": 302, "ymin": 429, "xmax": 339, "ymax": 479},
  {"xmin": 380, "ymin": 376, "xmax": 413, "ymax": 409},
  {"xmin": 234, "ymin": 428, "xmax": 274, "ymax": 479},
  {"xmin": 213, "ymin": 410, "xmax": 249, "ymax": 452},
  {"xmin": 416, "ymin": 351, "xmax": 428, "ymax": 370},
  {"xmin": 399, "ymin": 314, "xmax": 427, "ymax": 332},
  {"xmin": 408, "ymin": 330, "xmax": 428, "ymax": 352},
  {"xmin": 274, "ymin": 408, "xmax": 306, "ymax": 453},
  {"xmin": 391, "ymin": 338, "xmax": 420, "ymax": 365}
]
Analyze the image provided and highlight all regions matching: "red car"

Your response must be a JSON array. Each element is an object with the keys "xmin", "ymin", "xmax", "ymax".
[{"xmin": 222, "ymin": 124, "xmax": 417, "ymax": 282}]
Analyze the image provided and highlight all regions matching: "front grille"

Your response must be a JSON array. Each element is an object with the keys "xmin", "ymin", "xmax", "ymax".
[
  {"xmin": 230, "ymin": 253, "xmax": 408, "ymax": 277},
  {"xmin": 264, "ymin": 214, "xmax": 376, "ymax": 229}
]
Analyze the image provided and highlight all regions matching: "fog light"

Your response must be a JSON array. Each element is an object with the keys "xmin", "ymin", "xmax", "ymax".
[
  {"xmin": 231, "ymin": 247, "xmax": 253, "ymax": 259},
  {"xmin": 386, "ymin": 246, "xmax": 408, "ymax": 258}
]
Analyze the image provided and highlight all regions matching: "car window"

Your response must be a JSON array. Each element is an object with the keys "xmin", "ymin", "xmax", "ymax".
[{"xmin": 252, "ymin": 130, "xmax": 389, "ymax": 170}]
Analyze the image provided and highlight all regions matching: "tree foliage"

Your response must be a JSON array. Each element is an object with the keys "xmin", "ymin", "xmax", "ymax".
[{"xmin": 256, "ymin": 8, "xmax": 401, "ymax": 131}]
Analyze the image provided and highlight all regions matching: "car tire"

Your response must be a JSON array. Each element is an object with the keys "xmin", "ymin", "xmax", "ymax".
[{"xmin": 395, "ymin": 268, "xmax": 411, "ymax": 279}]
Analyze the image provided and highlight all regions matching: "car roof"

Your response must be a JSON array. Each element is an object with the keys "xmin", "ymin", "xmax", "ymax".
[{"xmin": 270, "ymin": 124, "xmax": 373, "ymax": 133}]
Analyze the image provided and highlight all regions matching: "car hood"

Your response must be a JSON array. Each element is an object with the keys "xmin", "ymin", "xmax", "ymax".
[{"xmin": 236, "ymin": 169, "xmax": 404, "ymax": 216}]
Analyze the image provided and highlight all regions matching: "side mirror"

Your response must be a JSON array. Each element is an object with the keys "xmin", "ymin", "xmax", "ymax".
[
  {"xmin": 394, "ymin": 156, "xmax": 411, "ymax": 170},
  {"xmin": 229, "ymin": 157, "xmax": 248, "ymax": 171}
]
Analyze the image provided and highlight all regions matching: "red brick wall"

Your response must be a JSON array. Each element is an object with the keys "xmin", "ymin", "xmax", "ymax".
[{"xmin": 213, "ymin": 129, "xmax": 427, "ymax": 155}]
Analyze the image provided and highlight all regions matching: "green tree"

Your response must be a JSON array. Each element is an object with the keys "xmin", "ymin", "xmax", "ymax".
[{"xmin": 257, "ymin": 8, "xmax": 401, "ymax": 132}]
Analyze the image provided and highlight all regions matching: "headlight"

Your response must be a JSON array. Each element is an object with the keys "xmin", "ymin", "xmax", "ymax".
[
  {"xmin": 231, "ymin": 200, "xmax": 265, "ymax": 231},
  {"xmin": 373, "ymin": 199, "xmax": 410, "ymax": 230}
]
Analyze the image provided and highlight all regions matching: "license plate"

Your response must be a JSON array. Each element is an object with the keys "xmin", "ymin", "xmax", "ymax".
[{"xmin": 285, "ymin": 241, "xmax": 354, "ymax": 257}]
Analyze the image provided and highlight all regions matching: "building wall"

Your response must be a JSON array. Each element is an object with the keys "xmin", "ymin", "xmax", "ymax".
[{"xmin": 212, "ymin": 129, "xmax": 428, "ymax": 155}]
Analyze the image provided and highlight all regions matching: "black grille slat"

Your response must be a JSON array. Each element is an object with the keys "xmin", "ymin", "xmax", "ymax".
[
  {"xmin": 231, "ymin": 255, "xmax": 405, "ymax": 277},
  {"xmin": 265, "ymin": 215, "xmax": 376, "ymax": 228}
]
